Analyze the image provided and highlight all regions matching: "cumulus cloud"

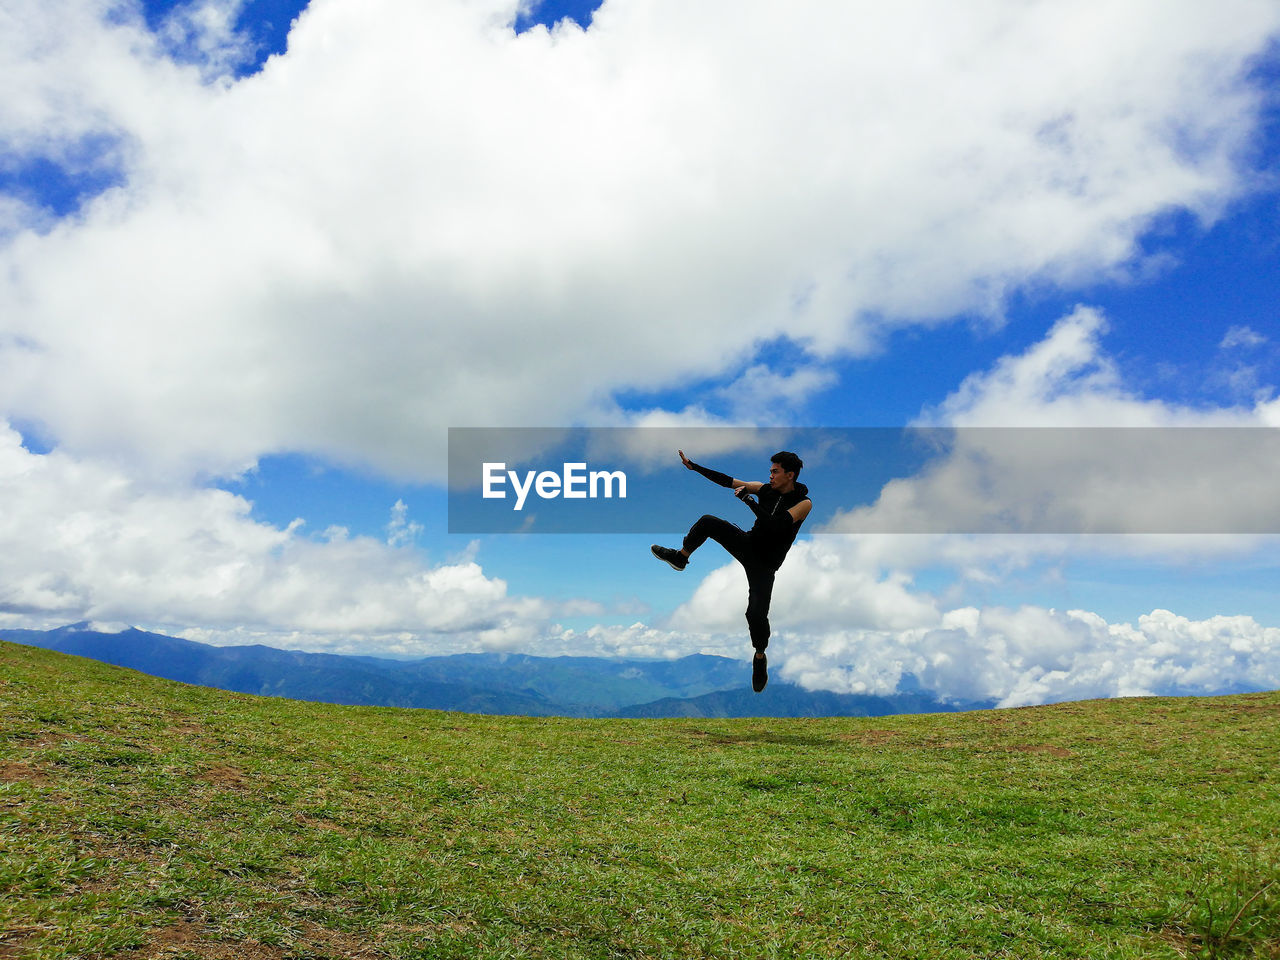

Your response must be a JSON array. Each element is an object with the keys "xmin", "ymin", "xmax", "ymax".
[
  {"xmin": 655, "ymin": 539, "xmax": 1280, "ymax": 704},
  {"xmin": 672, "ymin": 539, "xmax": 941, "ymax": 637},
  {"xmin": 2, "ymin": 0, "xmax": 1277, "ymax": 478},
  {"xmin": 821, "ymin": 308, "xmax": 1280, "ymax": 553},
  {"xmin": 0, "ymin": 421, "xmax": 558, "ymax": 652}
]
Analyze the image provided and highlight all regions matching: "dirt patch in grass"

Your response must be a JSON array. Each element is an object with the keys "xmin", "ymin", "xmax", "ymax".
[
  {"xmin": 1218, "ymin": 702, "xmax": 1280, "ymax": 714},
  {"xmin": 0, "ymin": 929, "xmax": 40, "ymax": 959},
  {"xmin": 199, "ymin": 765, "xmax": 247, "ymax": 788},
  {"xmin": 298, "ymin": 920, "xmax": 385, "ymax": 959},
  {"xmin": 0, "ymin": 759, "xmax": 50, "ymax": 785},
  {"xmin": 115, "ymin": 920, "xmax": 289, "ymax": 959}
]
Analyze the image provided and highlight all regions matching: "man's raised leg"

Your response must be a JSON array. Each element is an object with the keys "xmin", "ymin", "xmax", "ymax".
[
  {"xmin": 682, "ymin": 515, "xmax": 752, "ymax": 562},
  {"xmin": 652, "ymin": 515, "xmax": 750, "ymax": 572}
]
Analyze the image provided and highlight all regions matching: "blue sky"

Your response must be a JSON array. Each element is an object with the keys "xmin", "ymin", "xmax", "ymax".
[{"xmin": 3, "ymin": 0, "xmax": 1280, "ymax": 706}]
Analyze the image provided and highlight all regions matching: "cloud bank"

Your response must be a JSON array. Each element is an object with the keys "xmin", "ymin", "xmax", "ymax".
[{"xmin": 777, "ymin": 607, "xmax": 1280, "ymax": 708}]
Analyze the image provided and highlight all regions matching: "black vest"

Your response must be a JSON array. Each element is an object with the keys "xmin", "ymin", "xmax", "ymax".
[{"xmin": 749, "ymin": 481, "xmax": 810, "ymax": 567}]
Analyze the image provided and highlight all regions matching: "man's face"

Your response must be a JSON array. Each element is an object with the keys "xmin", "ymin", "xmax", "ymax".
[{"xmin": 768, "ymin": 461, "xmax": 795, "ymax": 488}]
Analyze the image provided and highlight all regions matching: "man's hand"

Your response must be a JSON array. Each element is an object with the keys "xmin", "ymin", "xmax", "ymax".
[
  {"xmin": 678, "ymin": 449, "xmax": 694, "ymax": 470},
  {"xmin": 736, "ymin": 486, "xmax": 762, "ymax": 518}
]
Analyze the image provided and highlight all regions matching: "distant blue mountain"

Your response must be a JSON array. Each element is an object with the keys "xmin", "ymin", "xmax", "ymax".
[{"xmin": 0, "ymin": 624, "xmax": 993, "ymax": 718}]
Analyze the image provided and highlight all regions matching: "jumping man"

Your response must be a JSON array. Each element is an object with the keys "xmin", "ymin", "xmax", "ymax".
[{"xmin": 651, "ymin": 450, "xmax": 812, "ymax": 692}]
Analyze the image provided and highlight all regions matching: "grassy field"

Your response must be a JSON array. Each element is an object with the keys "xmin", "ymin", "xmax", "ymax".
[{"xmin": 2, "ymin": 640, "xmax": 1278, "ymax": 960}]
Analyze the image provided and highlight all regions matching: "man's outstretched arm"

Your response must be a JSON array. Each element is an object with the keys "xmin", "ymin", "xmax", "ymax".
[{"xmin": 678, "ymin": 450, "xmax": 763, "ymax": 493}]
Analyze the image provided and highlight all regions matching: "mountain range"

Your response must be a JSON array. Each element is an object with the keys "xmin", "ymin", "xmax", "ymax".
[{"xmin": 0, "ymin": 623, "xmax": 994, "ymax": 718}]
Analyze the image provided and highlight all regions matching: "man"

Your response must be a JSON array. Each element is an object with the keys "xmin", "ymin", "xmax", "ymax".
[{"xmin": 651, "ymin": 449, "xmax": 812, "ymax": 692}]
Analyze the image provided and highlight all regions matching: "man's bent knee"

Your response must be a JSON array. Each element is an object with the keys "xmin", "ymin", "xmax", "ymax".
[{"xmin": 683, "ymin": 515, "xmax": 725, "ymax": 553}]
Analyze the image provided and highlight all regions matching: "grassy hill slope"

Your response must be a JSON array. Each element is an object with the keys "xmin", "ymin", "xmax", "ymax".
[{"xmin": 2, "ymin": 640, "xmax": 1278, "ymax": 959}]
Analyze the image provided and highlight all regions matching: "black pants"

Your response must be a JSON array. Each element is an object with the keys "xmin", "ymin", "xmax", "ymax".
[{"xmin": 682, "ymin": 515, "xmax": 776, "ymax": 651}]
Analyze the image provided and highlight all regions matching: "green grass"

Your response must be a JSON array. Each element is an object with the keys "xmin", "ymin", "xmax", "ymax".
[{"xmin": 2, "ymin": 640, "xmax": 1278, "ymax": 959}]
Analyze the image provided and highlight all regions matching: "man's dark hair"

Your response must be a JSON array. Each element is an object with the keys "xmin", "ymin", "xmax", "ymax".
[{"xmin": 772, "ymin": 450, "xmax": 803, "ymax": 477}]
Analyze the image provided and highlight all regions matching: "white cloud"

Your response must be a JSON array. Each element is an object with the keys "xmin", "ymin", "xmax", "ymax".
[
  {"xmin": 1, "ymin": 0, "xmax": 1277, "ymax": 478},
  {"xmin": 0, "ymin": 195, "xmax": 51, "ymax": 240},
  {"xmin": 1213, "ymin": 325, "xmax": 1274, "ymax": 400},
  {"xmin": 775, "ymin": 606, "xmax": 1280, "ymax": 707},
  {"xmin": 155, "ymin": 0, "xmax": 258, "ymax": 80},
  {"xmin": 924, "ymin": 307, "xmax": 1133, "ymax": 427},
  {"xmin": 671, "ymin": 538, "xmax": 941, "ymax": 637},
  {"xmin": 821, "ymin": 307, "xmax": 1280, "ymax": 546},
  {"xmin": 542, "ymin": 621, "xmax": 711, "ymax": 659},
  {"xmin": 0, "ymin": 421, "xmax": 558, "ymax": 652},
  {"xmin": 1220, "ymin": 325, "xmax": 1268, "ymax": 350},
  {"xmin": 86, "ymin": 620, "xmax": 131, "ymax": 632},
  {"xmin": 385, "ymin": 498, "xmax": 422, "ymax": 547},
  {"xmin": 713, "ymin": 364, "xmax": 837, "ymax": 415}
]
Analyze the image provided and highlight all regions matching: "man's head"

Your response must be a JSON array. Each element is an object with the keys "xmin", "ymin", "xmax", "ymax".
[{"xmin": 768, "ymin": 450, "xmax": 803, "ymax": 490}]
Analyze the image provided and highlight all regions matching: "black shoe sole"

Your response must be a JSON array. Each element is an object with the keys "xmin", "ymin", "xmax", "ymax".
[{"xmin": 650, "ymin": 545, "xmax": 686, "ymax": 571}]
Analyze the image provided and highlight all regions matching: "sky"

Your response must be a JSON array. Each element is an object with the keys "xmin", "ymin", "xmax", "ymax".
[{"xmin": 3, "ymin": 0, "xmax": 1280, "ymax": 708}]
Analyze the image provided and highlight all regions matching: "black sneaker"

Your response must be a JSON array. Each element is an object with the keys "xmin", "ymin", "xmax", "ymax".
[
  {"xmin": 752, "ymin": 652, "xmax": 768, "ymax": 692},
  {"xmin": 650, "ymin": 545, "xmax": 687, "ymax": 571}
]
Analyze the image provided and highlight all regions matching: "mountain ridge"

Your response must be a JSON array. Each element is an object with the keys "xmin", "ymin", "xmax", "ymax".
[{"xmin": 0, "ymin": 623, "xmax": 994, "ymax": 717}]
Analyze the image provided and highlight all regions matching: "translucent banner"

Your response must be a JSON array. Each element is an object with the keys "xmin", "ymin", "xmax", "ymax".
[{"xmin": 447, "ymin": 427, "xmax": 1280, "ymax": 534}]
